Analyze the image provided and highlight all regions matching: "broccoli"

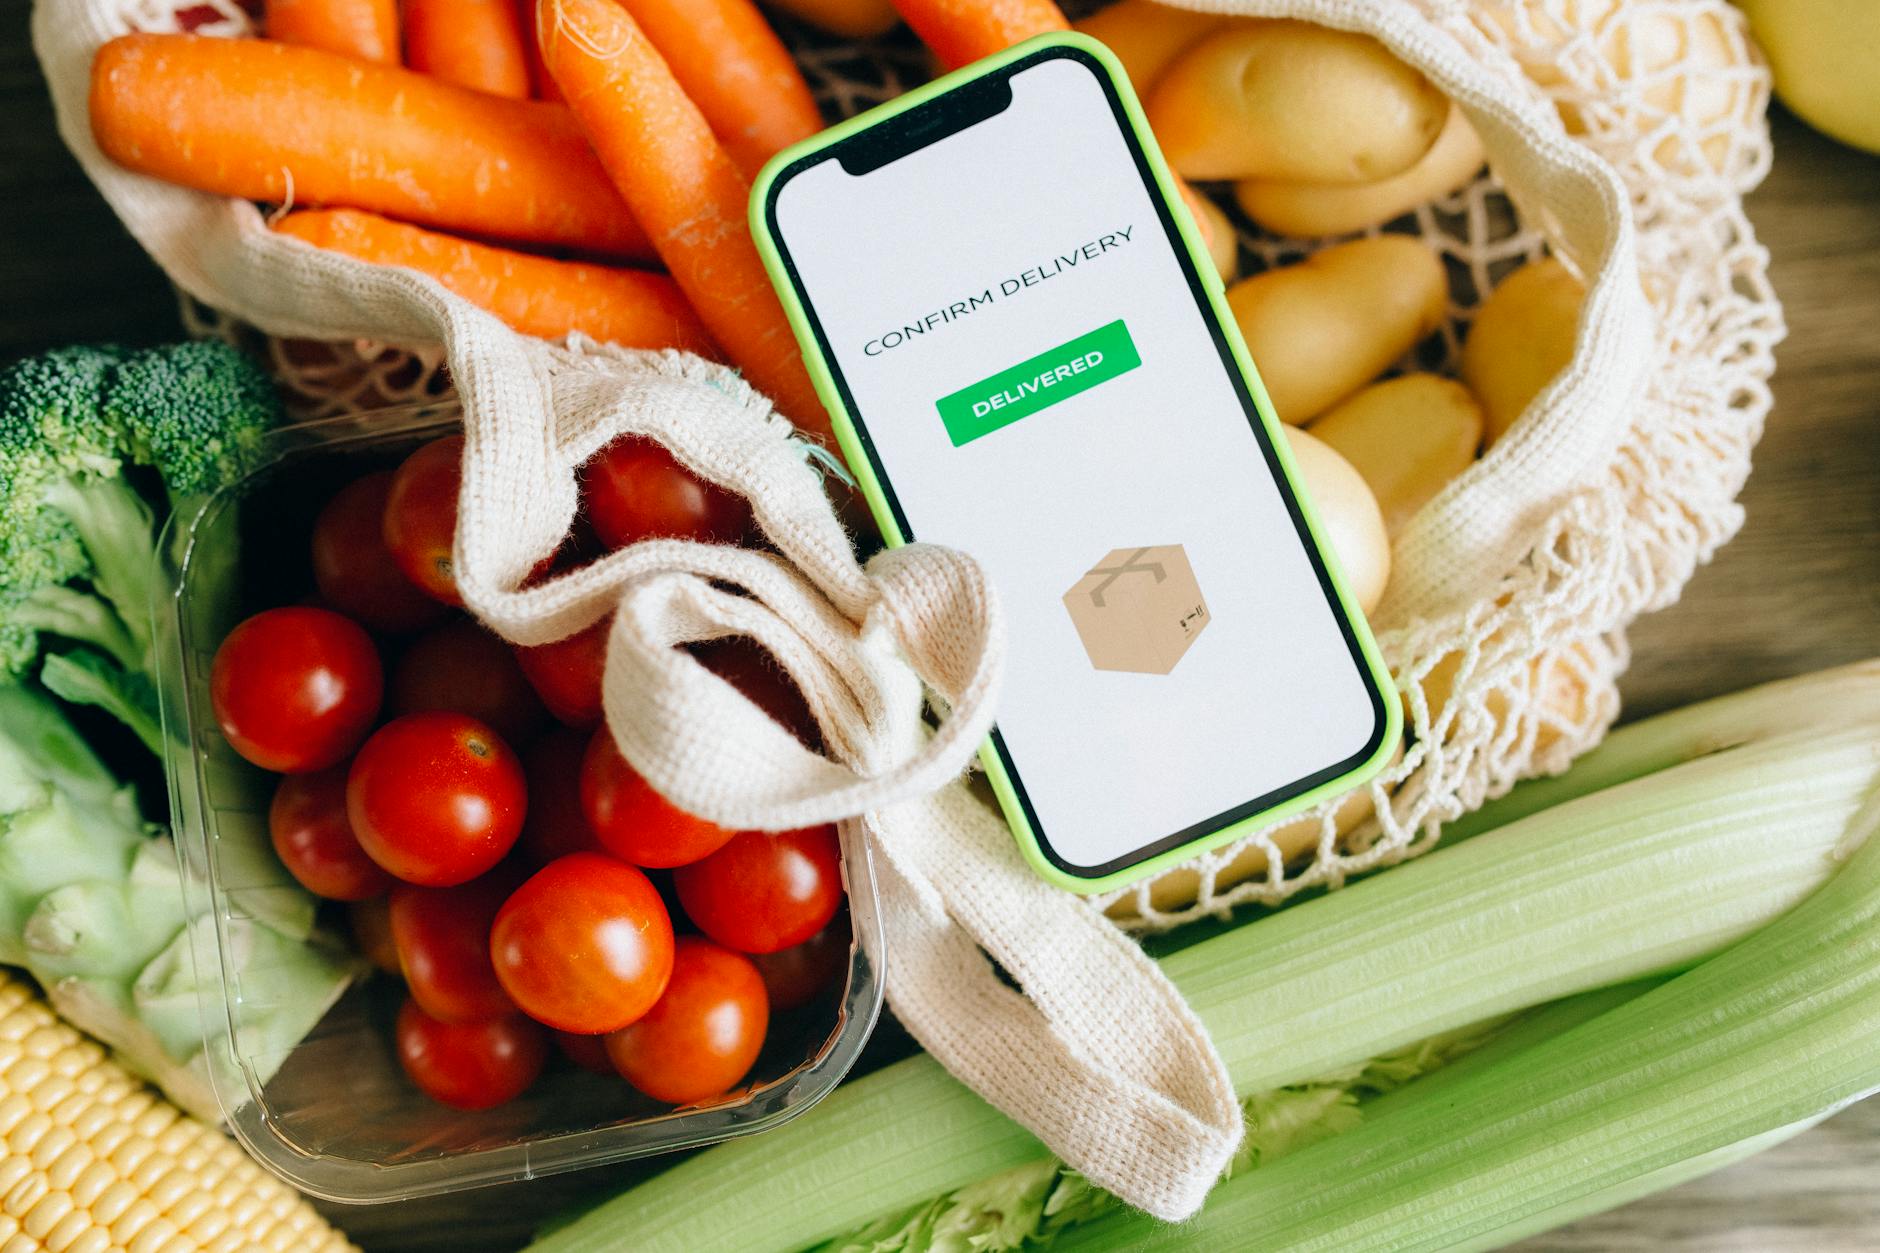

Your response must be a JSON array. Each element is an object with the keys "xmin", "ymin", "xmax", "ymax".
[{"xmin": 0, "ymin": 340, "xmax": 281, "ymax": 753}]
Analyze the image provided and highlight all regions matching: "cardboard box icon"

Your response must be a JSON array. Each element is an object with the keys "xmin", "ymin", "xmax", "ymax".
[{"xmin": 1062, "ymin": 545, "xmax": 1211, "ymax": 675}]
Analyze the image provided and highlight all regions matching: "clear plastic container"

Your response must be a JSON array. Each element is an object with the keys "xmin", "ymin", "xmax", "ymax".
[{"xmin": 153, "ymin": 403, "xmax": 884, "ymax": 1203}]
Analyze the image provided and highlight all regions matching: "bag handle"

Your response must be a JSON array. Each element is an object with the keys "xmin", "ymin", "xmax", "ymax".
[{"xmin": 457, "ymin": 345, "xmax": 1241, "ymax": 1219}]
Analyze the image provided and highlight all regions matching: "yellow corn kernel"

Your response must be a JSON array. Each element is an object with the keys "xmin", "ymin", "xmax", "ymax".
[{"xmin": 0, "ymin": 975, "xmax": 354, "ymax": 1253}]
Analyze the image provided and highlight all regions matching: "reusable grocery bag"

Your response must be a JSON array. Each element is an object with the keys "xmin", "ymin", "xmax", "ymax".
[{"xmin": 36, "ymin": 0, "xmax": 1780, "ymax": 1217}]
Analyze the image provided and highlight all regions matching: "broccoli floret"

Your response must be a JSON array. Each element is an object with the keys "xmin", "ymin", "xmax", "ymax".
[
  {"xmin": 0, "ymin": 345, "xmax": 125, "ymax": 482},
  {"xmin": 0, "ymin": 340, "xmax": 281, "ymax": 753},
  {"xmin": 0, "ymin": 347, "xmax": 119, "ymax": 603},
  {"xmin": 104, "ymin": 340, "xmax": 278, "ymax": 502}
]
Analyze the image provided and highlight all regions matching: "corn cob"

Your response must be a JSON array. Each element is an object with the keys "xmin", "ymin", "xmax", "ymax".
[{"xmin": 0, "ymin": 971, "xmax": 353, "ymax": 1252}]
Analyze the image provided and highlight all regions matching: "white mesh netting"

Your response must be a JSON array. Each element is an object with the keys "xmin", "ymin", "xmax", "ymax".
[{"xmin": 137, "ymin": 0, "xmax": 1780, "ymax": 929}]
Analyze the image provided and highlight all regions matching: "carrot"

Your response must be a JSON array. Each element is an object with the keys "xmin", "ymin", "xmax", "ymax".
[
  {"xmin": 891, "ymin": 0, "xmax": 1067, "ymax": 69},
  {"xmin": 403, "ymin": 0, "xmax": 531, "ymax": 99},
  {"xmin": 274, "ymin": 208, "xmax": 720, "ymax": 355},
  {"xmin": 538, "ymin": 0, "xmax": 830, "ymax": 441},
  {"xmin": 617, "ymin": 0, "xmax": 824, "ymax": 178},
  {"xmin": 263, "ymin": 0, "xmax": 398, "ymax": 63},
  {"xmin": 765, "ymin": 0, "xmax": 900, "ymax": 39},
  {"xmin": 89, "ymin": 34, "xmax": 650, "ymax": 259},
  {"xmin": 516, "ymin": 0, "xmax": 563, "ymax": 100}
]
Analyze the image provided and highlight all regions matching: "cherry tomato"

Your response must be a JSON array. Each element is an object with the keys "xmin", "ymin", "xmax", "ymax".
[
  {"xmin": 605, "ymin": 937, "xmax": 768, "ymax": 1105},
  {"xmin": 389, "ymin": 879, "xmax": 516, "ymax": 1022},
  {"xmin": 553, "ymin": 1030, "xmax": 616, "ymax": 1076},
  {"xmin": 490, "ymin": 853, "xmax": 674, "ymax": 1034},
  {"xmin": 349, "ymin": 896, "xmax": 402, "ymax": 976},
  {"xmin": 580, "ymin": 728, "xmax": 735, "ymax": 869},
  {"xmin": 751, "ymin": 914, "xmax": 850, "ymax": 1011},
  {"xmin": 582, "ymin": 438, "xmax": 751, "ymax": 550},
  {"xmin": 517, "ymin": 727, "xmax": 605, "ymax": 866},
  {"xmin": 512, "ymin": 615, "xmax": 609, "ymax": 728},
  {"xmin": 395, "ymin": 998, "xmax": 546, "ymax": 1110},
  {"xmin": 383, "ymin": 434, "xmax": 464, "ymax": 605},
  {"xmin": 390, "ymin": 618, "xmax": 547, "ymax": 746},
  {"xmin": 672, "ymin": 825, "xmax": 843, "ymax": 954},
  {"xmin": 694, "ymin": 638, "xmax": 820, "ymax": 749},
  {"xmin": 268, "ymin": 765, "xmax": 393, "ymax": 901},
  {"xmin": 347, "ymin": 712, "xmax": 526, "ymax": 886},
  {"xmin": 311, "ymin": 471, "xmax": 450, "ymax": 634},
  {"xmin": 211, "ymin": 607, "xmax": 383, "ymax": 773}
]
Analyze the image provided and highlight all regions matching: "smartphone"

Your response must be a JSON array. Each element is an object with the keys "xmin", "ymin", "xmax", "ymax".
[{"xmin": 751, "ymin": 33, "xmax": 1399, "ymax": 892}]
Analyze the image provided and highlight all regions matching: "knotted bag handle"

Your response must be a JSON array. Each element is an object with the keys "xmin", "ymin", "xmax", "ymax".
[{"xmin": 460, "ymin": 344, "xmax": 1241, "ymax": 1220}]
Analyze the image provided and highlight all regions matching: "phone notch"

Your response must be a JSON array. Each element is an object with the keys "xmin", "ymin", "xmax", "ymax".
[{"xmin": 837, "ymin": 76, "xmax": 1014, "ymax": 176}]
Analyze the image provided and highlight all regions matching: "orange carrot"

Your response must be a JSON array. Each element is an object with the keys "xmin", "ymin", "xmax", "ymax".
[
  {"xmin": 275, "ymin": 208, "xmax": 720, "ymax": 354},
  {"xmin": 264, "ymin": 0, "xmax": 398, "ymax": 63},
  {"xmin": 538, "ymin": 0, "xmax": 829, "ymax": 441},
  {"xmin": 516, "ymin": 0, "xmax": 563, "ymax": 100},
  {"xmin": 892, "ymin": 0, "xmax": 1067, "ymax": 69},
  {"xmin": 89, "ymin": 34, "xmax": 650, "ymax": 259},
  {"xmin": 403, "ymin": 0, "xmax": 531, "ymax": 99},
  {"xmin": 617, "ymin": 0, "xmax": 824, "ymax": 178}
]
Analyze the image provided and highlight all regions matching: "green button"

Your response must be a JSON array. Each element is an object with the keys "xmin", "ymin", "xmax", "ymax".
[{"xmin": 935, "ymin": 319, "xmax": 1142, "ymax": 447}]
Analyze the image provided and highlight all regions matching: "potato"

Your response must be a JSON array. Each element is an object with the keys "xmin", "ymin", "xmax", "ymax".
[
  {"xmin": 1227, "ymin": 235, "xmax": 1447, "ymax": 423},
  {"xmin": 1459, "ymin": 256, "xmax": 1583, "ymax": 446},
  {"xmin": 1147, "ymin": 21, "xmax": 1448, "ymax": 181},
  {"xmin": 1107, "ymin": 741, "xmax": 1401, "ymax": 920},
  {"xmin": 1420, "ymin": 639, "xmax": 1597, "ymax": 758},
  {"xmin": 1180, "ymin": 184, "xmax": 1240, "ymax": 284},
  {"xmin": 1234, "ymin": 104, "xmax": 1485, "ymax": 239},
  {"xmin": 1072, "ymin": 0, "xmax": 1233, "ymax": 98},
  {"xmin": 1309, "ymin": 373, "xmax": 1484, "ymax": 535},
  {"xmin": 1283, "ymin": 427, "xmax": 1390, "ymax": 616},
  {"xmin": 763, "ymin": 0, "xmax": 898, "ymax": 38},
  {"xmin": 1473, "ymin": 2, "xmax": 1751, "ymax": 175}
]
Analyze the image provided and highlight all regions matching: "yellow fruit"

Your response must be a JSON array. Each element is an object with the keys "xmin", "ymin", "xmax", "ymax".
[
  {"xmin": 1283, "ymin": 426, "xmax": 1391, "ymax": 616},
  {"xmin": 1309, "ymin": 373, "xmax": 1484, "ymax": 534},
  {"xmin": 1071, "ymin": 0, "xmax": 1234, "ymax": 98},
  {"xmin": 1460, "ymin": 256, "xmax": 1583, "ymax": 446},
  {"xmin": 1227, "ymin": 235, "xmax": 1447, "ymax": 423},
  {"xmin": 1147, "ymin": 21, "xmax": 1448, "ymax": 181},
  {"xmin": 1738, "ymin": 0, "xmax": 1880, "ymax": 153},
  {"xmin": 1234, "ymin": 103, "xmax": 1486, "ymax": 238}
]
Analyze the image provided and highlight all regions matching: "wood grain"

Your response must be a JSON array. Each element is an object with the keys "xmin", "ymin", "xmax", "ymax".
[
  {"xmin": 2, "ymin": 11, "xmax": 1877, "ymax": 1247},
  {"xmin": 1619, "ymin": 109, "xmax": 1880, "ymax": 720}
]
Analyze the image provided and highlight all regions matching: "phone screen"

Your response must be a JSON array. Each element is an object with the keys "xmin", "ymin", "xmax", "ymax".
[{"xmin": 764, "ymin": 45, "xmax": 1389, "ymax": 879}]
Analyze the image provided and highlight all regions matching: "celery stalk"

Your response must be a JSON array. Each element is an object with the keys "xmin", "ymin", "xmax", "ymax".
[
  {"xmin": 1445, "ymin": 659, "xmax": 1880, "ymax": 843},
  {"xmin": 816, "ymin": 983, "xmax": 1665, "ymax": 1253},
  {"xmin": 1055, "ymin": 786, "xmax": 1880, "ymax": 1252},
  {"xmin": 1176, "ymin": 726, "xmax": 1874, "ymax": 1093},
  {"xmin": 1465, "ymin": 1114, "xmax": 1829, "ymax": 1252},
  {"xmin": 531, "ymin": 712, "xmax": 1880, "ymax": 1253}
]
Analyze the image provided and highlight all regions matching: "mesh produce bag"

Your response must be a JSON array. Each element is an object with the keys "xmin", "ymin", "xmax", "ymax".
[{"xmin": 36, "ymin": 0, "xmax": 1780, "ymax": 1217}]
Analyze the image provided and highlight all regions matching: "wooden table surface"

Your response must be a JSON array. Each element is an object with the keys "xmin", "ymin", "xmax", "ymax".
[{"xmin": 4, "ymin": 12, "xmax": 1878, "ymax": 1250}]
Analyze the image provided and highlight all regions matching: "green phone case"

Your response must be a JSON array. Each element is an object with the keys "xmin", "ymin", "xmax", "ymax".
[{"xmin": 748, "ymin": 32, "xmax": 1401, "ymax": 893}]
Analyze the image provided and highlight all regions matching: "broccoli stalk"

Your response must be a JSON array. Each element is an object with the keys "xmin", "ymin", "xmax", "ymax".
[
  {"xmin": 38, "ymin": 472, "xmax": 158, "ymax": 666},
  {"xmin": 0, "ymin": 640, "xmax": 354, "ymax": 1121},
  {"xmin": 0, "ymin": 340, "xmax": 279, "ymax": 752}
]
